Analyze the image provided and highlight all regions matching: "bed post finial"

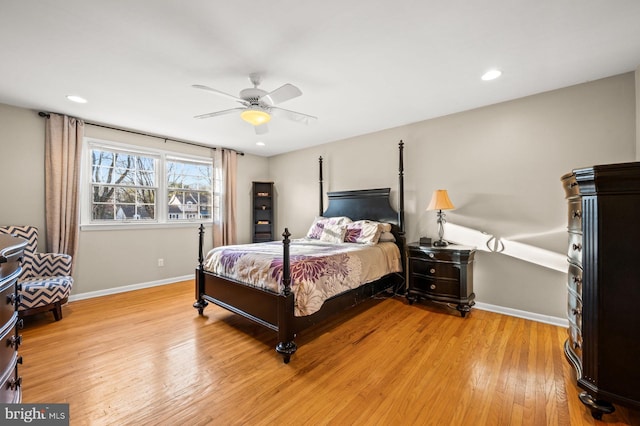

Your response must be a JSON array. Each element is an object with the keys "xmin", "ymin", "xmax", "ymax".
[{"xmin": 319, "ymin": 156, "xmax": 324, "ymax": 215}]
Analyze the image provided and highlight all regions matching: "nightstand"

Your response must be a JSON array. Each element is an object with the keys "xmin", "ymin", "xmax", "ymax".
[{"xmin": 406, "ymin": 243, "xmax": 476, "ymax": 317}]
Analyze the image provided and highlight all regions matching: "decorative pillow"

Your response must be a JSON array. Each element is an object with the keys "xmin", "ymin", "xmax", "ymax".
[
  {"xmin": 305, "ymin": 216, "xmax": 352, "ymax": 240},
  {"xmin": 378, "ymin": 231, "xmax": 396, "ymax": 242},
  {"xmin": 344, "ymin": 220, "xmax": 383, "ymax": 245},
  {"xmin": 378, "ymin": 222, "xmax": 392, "ymax": 233},
  {"xmin": 319, "ymin": 224, "xmax": 347, "ymax": 244}
]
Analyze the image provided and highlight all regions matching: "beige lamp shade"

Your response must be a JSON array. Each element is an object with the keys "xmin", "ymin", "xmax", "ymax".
[{"xmin": 426, "ymin": 189, "xmax": 455, "ymax": 211}]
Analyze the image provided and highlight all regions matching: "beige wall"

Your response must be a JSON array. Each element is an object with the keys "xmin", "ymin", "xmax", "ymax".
[
  {"xmin": 0, "ymin": 104, "xmax": 46, "ymax": 241},
  {"xmin": 0, "ymin": 72, "xmax": 635, "ymax": 318},
  {"xmin": 0, "ymin": 103, "xmax": 269, "ymax": 295},
  {"xmin": 269, "ymin": 73, "xmax": 636, "ymax": 319}
]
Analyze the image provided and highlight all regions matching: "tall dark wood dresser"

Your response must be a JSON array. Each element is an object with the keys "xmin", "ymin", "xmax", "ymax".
[
  {"xmin": 0, "ymin": 234, "xmax": 26, "ymax": 403},
  {"xmin": 561, "ymin": 161, "xmax": 640, "ymax": 419}
]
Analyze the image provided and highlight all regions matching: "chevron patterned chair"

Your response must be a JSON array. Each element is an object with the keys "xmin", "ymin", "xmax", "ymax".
[{"xmin": 0, "ymin": 226, "xmax": 73, "ymax": 321}]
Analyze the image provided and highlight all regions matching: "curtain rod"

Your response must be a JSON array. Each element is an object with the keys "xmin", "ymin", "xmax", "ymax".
[{"xmin": 37, "ymin": 111, "xmax": 245, "ymax": 156}]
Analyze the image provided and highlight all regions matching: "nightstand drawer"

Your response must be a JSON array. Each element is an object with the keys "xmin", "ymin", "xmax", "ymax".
[
  {"xmin": 410, "ymin": 258, "xmax": 459, "ymax": 280},
  {"xmin": 409, "ymin": 249, "xmax": 459, "ymax": 262},
  {"xmin": 411, "ymin": 275, "xmax": 460, "ymax": 298}
]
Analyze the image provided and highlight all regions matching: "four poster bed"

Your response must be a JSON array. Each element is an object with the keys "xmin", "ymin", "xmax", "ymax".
[{"xmin": 193, "ymin": 141, "xmax": 406, "ymax": 363}]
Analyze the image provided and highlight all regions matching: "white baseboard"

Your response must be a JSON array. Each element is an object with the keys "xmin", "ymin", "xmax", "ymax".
[
  {"xmin": 68, "ymin": 275, "xmax": 193, "ymax": 302},
  {"xmin": 474, "ymin": 301, "xmax": 568, "ymax": 328},
  {"xmin": 68, "ymin": 276, "xmax": 568, "ymax": 328}
]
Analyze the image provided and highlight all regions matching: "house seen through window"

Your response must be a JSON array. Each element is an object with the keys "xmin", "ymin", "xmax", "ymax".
[{"xmin": 85, "ymin": 139, "xmax": 215, "ymax": 225}]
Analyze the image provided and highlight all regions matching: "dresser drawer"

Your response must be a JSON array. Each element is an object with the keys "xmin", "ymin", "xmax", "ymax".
[
  {"xmin": 0, "ymin": 277, "xmax": 18, "ymax": 329},
  {"xmin": 567, "ymin": 263, "xmax": 582, "ymax": 297},
  {"xmin": 562, "ymin": 173, "xmax": 580, "ymax": 198},
  {"xmin": 567, "ymin": 199, "xmax": 582, "ymax": 232},
  {"xmin": 0, "ymin": 236, "xmax": 25, "ymax": 281},
  {"xmin": 0, "ymin": 362, "xmax": 21, "ymax": 404},
  {"xmin": 568, "ymin": 324, "xmax": 583, "ymax": 361},
  {"xmin": 410, "ymin": 258, "xmax": 459, "ymax": 280},
  {"xmin": 567, "ymin": 232, "xmax": 583, "ymax": 265},
  {"xmin": 0, "ymin": 317, "xmax": 20, "ymax": 382},
  {"xmin": 567, "ymin": 291, "xmax": 582, "ymax": 330}
]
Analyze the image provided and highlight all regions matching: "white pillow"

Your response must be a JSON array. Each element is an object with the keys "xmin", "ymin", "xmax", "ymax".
[
  {"xmin": 319, "ymin": 224, "xmax": 347, "ymax": 244},
  {"xmin": 305, "ymin": 216, "xmax": 352, "ymax": 239},
  {"xmin": 344, "ymin": 220, "xmax": 382, "ymax": 245}
]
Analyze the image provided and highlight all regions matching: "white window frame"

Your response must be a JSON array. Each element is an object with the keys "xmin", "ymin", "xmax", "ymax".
[{"xmin": 81, "ymin": 138, "xmax": 214, "ymax": 230}]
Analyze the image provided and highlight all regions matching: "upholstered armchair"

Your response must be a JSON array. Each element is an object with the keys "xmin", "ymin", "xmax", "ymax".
[{"xmin": 0, "ymin": 226, "xmax": 73, "ymax": 321}]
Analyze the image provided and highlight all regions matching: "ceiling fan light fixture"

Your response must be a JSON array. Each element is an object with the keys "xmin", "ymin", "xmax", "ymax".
[{"xmin": 240, "ymin": 108, "xmax": 271, "ymax": 126}]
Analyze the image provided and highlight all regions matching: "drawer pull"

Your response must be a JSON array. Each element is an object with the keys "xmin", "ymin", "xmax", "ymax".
[
  {"xmin": 430, "ymin": 284, "xmax": 436, "ymax": 290},
  {"xmin": 8, "ymin": 334, "xmax": 22, "ymax": 349},
  {"xmin": 9, "ymin": 376, "xmax": 22, "ymax": 390},
  {"xmin": 572, "ymin": 210, "xmax": 582, "ymax": 218},
  {"xmin": 429, "ymin": 268, "xmax": 436, "ymax": 274},
  {"xmin": 428, "ymin": 253, "xmax": 435, "ymax": 259},
  {"xmin": 572, "ymin": 243, "xmax": 582, "ymax": 251}
]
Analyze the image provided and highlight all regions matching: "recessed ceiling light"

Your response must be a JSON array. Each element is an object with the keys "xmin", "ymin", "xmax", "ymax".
[
  {"xmin": 481, "ymin": 69, "xmax": 502, "ymax": 81},
  {"xmin": 66, "ymin": 95, "xmax": 87, "ymax": 103},
  {"xmin": 256, "ymin": 141, "xmax": 265, "ymax": 147}
]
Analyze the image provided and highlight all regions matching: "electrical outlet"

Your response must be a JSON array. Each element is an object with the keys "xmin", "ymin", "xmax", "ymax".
[{"xmin": 157, "ymin": 258, "xmax": 164, "ymax": 267}]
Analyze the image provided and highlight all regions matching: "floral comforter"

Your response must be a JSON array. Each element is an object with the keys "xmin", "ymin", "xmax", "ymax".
[{"xmin": 203, "ymin": 239, "xmax": 402, "ymax": 316}]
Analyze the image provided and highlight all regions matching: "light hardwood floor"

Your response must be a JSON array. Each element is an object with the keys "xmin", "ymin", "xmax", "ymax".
[{"xmin": 19, "ymin": 280, "xmax": 640, "ymax": 425}]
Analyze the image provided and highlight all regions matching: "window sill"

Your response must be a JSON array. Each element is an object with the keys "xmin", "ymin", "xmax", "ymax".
[{"xmin": 80, "ymin": 221, "xmax": 213, "ymax": 232}]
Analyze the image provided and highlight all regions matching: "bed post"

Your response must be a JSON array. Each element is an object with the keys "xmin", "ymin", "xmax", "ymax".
[
  {"xmin": 193, "ymin": 224, "xmax": 208, "ymax": 315},
  {"xmin": 397, "ymin": 141, "xmax": 408, "ymax": 293},
  {"xmin": 398, "ymin": 140, "xmax": 405, "ymax": 233},
  {"xmin": 276, "ymin": 228, "xmax": 297, "ymax": 363},
  {"xmin": 319, "ymin": 156, "xmax": 324, "ymax": 215}
]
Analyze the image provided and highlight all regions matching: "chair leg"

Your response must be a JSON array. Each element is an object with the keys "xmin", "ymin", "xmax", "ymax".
[{"xmin": 52, "ymin": 302, "xmax": 63, "ymax": 321}]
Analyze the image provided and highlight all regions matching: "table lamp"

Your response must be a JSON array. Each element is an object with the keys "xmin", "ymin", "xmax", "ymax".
[{"xmin": 426, "ymin": 189, "xmax": 455, "ymax": 247}]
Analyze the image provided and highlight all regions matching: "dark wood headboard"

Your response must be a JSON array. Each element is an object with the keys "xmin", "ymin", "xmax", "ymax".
[{"xmin": 323, "ymin": 188, "xmax": 399, "ymax": 225}]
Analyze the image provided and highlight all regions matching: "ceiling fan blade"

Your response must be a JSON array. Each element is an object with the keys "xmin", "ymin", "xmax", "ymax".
[
  {"xmin": 270, "ymin": 106, "xmax": 317, "ymax": 125},
  {"xmin": 254, "ymin": 123, "xmax": 269, "ymax": 135},
  {"xmin": 192, "ymin": 84, "xmax": 249, "ymax": 106},
  {"xmin": 194, "ymin": 107, "xmax": 245, "ymax": 119},
  {"xmin": 260, "ymin": 83, "xmax": 302, "ymax": 106}
]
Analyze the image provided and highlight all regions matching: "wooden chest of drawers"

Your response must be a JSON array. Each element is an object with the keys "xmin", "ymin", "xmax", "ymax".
[
  {"xmin": 561, "ymin": 162, "xmax": 640, "ymax": 420},
  {"xmin": 406, "ymin": 243, "xmax": 475, "ymax": 317},
  {"xmin": 0, "ymin": 234, "xmax": 26, "ymax": 403}
]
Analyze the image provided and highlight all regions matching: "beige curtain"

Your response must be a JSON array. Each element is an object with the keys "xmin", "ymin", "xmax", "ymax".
[
  {"xmin": 45, "ymin": 113, "xmax": 84, "ymax": 259},
  {"xmin": 213, "ymin": 149, "xmax": 238, "ymax": 247}
]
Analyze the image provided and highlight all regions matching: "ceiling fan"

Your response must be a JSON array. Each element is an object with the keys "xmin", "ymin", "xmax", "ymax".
[{"xmin": 192, "ymin": 73, "xmax": 317, "ymax": 135}]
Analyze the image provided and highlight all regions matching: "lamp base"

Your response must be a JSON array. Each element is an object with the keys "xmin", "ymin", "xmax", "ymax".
[{"xmin": 433, "ymin": 239, "xmax": 449, "ymax": 247}]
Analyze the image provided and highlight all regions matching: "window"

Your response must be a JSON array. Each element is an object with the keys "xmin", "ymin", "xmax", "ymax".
[
  {"xmin": 90, "ymin": 148, "xmax": 158, "ymax": 221},
  {"xmin": 83, "ymin": 139, "xmax": 214, "ymax": 226},
  {"xmin": 166, "ymin": 157, "xmax": 213, "ymax": 222}
]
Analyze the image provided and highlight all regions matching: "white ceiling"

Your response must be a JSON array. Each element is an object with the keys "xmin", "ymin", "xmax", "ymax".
[{"xmin": 1, "ymin": 1, "xmax": 639, "ymax": 157}]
